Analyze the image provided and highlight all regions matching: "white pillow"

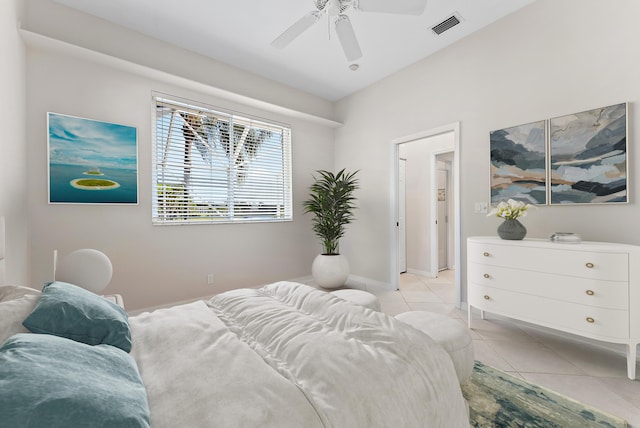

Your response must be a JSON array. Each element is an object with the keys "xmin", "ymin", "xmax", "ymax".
[
  {"xmin": 0, "ymin": 284, "xmax": 40, "ymax": 301},
  {"xmin": 0, "ymin": 285, "xmax": 41, "ymax": 344}
]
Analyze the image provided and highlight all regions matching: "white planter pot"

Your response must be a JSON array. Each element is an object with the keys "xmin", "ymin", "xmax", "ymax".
[{"xmin": 312, "ymin": 254, "xmax": 349, "ymax": 289}]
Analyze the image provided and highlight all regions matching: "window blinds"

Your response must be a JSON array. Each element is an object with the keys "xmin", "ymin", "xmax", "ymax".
[{"xmin": 152, "ymin": 95, "xmax": 292, "ymax": 225}]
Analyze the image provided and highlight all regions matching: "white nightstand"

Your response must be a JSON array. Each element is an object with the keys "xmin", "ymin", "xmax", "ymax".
[{"xmin": 103, "ymin": 294, "xmax": 125, "ymax": 309}]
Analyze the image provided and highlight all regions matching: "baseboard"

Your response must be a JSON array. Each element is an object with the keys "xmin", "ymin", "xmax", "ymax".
[
  {"xmin": 346, "ymin": 274, "xmax": 393, "ymax": 291},
  {"xmin": 406, "ymin": 268, "xmax": 435, "ymax": 278},
  {"xmin": 294, "ymin": 273, "xmax": 392, "ymax": 291}
]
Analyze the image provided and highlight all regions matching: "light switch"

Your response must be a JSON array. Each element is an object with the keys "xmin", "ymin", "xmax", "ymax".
[{"xmin": 475, "ymin": 202, "xmax": 488, "ymax": 214}]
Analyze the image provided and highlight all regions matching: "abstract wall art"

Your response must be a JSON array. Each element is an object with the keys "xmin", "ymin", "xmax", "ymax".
[
  {"xmin": 48, "ymin": 112, "xmax": 138, "ymax": 204},
  {"xmin": 549, "ymin": 103, "xmax": 627, "ymax": 204},
  {"xmin": 490, "ymin": 120, "xmax": 547, "ymax": 205},
  {"xmin": 490, "ymin": 102, "xmax": 629, "ymax": 207}
]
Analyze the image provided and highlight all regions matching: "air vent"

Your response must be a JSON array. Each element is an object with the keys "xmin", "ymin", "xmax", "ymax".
[{"xmin": 431, "ymin": 13, "xmax": 463, "ymax": 35}]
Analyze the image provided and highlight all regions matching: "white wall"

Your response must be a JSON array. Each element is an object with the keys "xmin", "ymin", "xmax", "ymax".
[
  {"xmin": 18, "ymin": 0, "xmax": 640, "ymax": 307},
  {"xmin": 23, "ymin": 0, "xmax": 335, "ymax": 123},
  {"xmin": 0, "ymin": 0, "xmax": 29, "ymax": 285},
  {"xmin": 335, "ymin": 0, "xmax": 640, "ymax": 301},
  {"xmin": 23, "ymin": 2, "xmax": 336, "ymax": 310}
]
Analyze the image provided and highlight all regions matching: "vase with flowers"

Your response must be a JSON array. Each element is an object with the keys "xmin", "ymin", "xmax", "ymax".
[{"xmin": 487, "ymin": 199, "xmax": 532, "ymax": 240}]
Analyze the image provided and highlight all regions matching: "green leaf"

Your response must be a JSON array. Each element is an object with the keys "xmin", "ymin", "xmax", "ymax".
[{"xmin": 302, "ymin": 169, "xmax": 359, "ymax": 254}]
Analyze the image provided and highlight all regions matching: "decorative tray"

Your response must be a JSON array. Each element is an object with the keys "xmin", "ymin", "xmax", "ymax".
[{"xmin": 549, "ymin": 232, "xmax": 582, "ymax": 243}]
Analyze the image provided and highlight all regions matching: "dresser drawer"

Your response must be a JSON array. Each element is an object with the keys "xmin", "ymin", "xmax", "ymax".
[
  {"xmin": 468, "ymin": 284, "xmax": 629, "ymax": 339},
  {"xmin": 468, "ymin": 262, "xmax": 628, "ymax": 310},
  {"xmin": 468, "ymin": 241, "xmax": 628, "ymax": 281}
]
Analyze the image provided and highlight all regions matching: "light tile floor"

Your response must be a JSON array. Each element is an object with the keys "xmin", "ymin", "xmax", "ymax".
[{"xmin": 364, "ymin": 270, "xmax": 640, "ymax": 427}]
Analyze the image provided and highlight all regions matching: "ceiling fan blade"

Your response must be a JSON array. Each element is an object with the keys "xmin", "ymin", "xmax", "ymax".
[
  {"xmin": 271, "ymin": 11, "xmax": 322, "ymax": 49},
  {"xmin": 356, "ymin": 0, "xmax": 427, "ymax": 15},
  {"xmin": 335, "ymin": 15, "xmax": 362, "ymax": 62}
]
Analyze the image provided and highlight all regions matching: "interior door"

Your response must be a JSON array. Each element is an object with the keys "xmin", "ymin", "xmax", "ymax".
[
  {"xmin": 437, "ymin": 167, "xmax": 448, "ymax": 271},
  {"xmin": 398, "ymin": 158, "xmax": 407, "ymax": 273}
]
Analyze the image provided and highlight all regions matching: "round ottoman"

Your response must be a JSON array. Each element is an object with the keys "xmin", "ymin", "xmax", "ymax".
[
  {"xmin": 395, "ymin": 311, "xmax": 474, "ymax": 383},
  {"xmin": 331, "ymin": 289, "xmax": 381, "ymax": 311}
]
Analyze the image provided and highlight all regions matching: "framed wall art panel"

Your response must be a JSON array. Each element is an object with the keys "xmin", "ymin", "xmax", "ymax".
[
  {"xmin": 490, "ymin": 120, "xmax": 547, "ymax": 205},
  {"xmin": 549, "ymin": 103, "xmax": 627, "ymax": 204},
  {"xmin": 48, "ymin": 112, "xmax": 138, "ymax": 204}
]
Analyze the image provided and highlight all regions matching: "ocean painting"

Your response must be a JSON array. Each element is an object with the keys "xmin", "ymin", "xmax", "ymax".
[
  {"xmin": 549, "ymin": 103, "xmax": 627, "ymax": 204},
  {"xmin": 48, "ymin": 112, "xmax": 138, "ymax": 204},
  {"xmin": 490, "ymin": 120, "xmax": 547, "ymax": 205}
]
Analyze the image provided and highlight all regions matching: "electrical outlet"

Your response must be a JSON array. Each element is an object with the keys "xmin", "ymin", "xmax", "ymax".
[{"xmin": 207, "ymin": 274, "xmax": 214, "ymax": 285}]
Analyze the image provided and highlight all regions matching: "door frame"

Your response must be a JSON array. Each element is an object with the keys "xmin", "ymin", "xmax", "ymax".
[
  {"xmin": 390, "ymin": 122, "xmax": 462, "ymax": 307},
  {"xmin": 431, "ymin": 149, "xmax": 453, "ymax": 274}
]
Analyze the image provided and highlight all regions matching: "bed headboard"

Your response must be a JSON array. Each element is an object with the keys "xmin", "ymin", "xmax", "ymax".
[{"xmin": 0, "ymin": 217, "xmax": 5, "ymax": 284}]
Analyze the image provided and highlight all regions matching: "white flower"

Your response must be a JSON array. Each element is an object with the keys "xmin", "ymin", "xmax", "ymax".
[{"xmin": 487, "ymin": 199, "xmax": 532, "ymax": 220}]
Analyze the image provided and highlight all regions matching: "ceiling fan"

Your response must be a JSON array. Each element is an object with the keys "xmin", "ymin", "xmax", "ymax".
[{"xmin": 271, "ymin": 0, "xmax": 428, "ymax": 62}]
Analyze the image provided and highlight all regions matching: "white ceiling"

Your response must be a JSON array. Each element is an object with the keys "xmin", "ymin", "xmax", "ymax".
[{"xmin": 54, "ymin": 0, "xmax": 534, "ymax": 101}]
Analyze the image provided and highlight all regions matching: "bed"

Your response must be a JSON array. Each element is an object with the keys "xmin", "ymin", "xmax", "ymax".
[{"xmin": 0, "ymin": 226, "xmax": 469, "ymax": 427}]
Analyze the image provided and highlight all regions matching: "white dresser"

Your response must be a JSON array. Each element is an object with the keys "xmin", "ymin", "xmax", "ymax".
[{"xmin": 467, "ymin": 236, "xmax": 639, "ymax": 379}]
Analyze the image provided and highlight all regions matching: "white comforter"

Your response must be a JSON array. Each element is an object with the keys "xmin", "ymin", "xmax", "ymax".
[{"xmin": 129, "ymin": 282, "xmax": 469, "ymax": 427}]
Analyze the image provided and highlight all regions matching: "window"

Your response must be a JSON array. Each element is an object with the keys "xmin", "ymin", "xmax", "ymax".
[{"xmin": 152, "ymin": 94, "xmax": 292, "ymax": 225}]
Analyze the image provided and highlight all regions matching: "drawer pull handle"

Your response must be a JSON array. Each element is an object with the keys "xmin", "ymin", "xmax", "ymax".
[
  {"xmin": 483, "ymin": 295, "xmax": 490, "ymax": 300},
  {"xmin": 483, "ymin": 273, "xmax": 490, "ymax": 279},
  {"xmin": 483, "ymin": 252, "xmax": 490, "ymax": 257},
  {"xmin": 586, "ymin": 290, "xmax": 595, "ymax": 296},
  {"xmin": 586, "ymin": 317, "xmax": 595, "ymax": 323},
  {"xmin": 585, "ymin": 262, "xmax": 594, "ymax": 269}
]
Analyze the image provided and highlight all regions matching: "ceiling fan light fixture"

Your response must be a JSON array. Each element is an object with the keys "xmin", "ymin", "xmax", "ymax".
[
  {"xmin": 272, "ymin": 0, "xmax": 426, "ymax": 62},
  {"xmin": 271, "ymin": 11, "xmax": 322, "ymax": 49},
  {"xmin": 314, "ymin": 0, "xmax": 329, "ymax": 10},
  {"xmin": 335, "ymin": 15, "xmax": 362, "ymax": 61},
  {"xmin": 327, "ymin": 0, "xmax": 342, "ymax": 16}
]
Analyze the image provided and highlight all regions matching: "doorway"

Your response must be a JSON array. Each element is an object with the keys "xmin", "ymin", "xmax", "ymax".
[
  {"xmin": 435, "ymin": 151, "xmax": 454, "ymax": 272},
  {"xmin": 398, "ymin": 158, "xmax": 407, "ymax": 274},
  {"xmin": 431, "ymin": 151, "xmax": 456, "ymax": 272},
  {"xmin": 391, "ymin": 123, "xmax": 461, "ymax": 307}
]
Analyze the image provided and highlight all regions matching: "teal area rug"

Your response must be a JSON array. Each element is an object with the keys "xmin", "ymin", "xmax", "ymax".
[{"xmin": 461, "ymin": 361, "xmax": 628, "ymax": 428}]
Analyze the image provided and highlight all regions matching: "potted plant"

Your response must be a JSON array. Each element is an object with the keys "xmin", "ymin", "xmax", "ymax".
[{"xmin": 303, "ymin": 169, "xmax": 359, "ymax": 289}]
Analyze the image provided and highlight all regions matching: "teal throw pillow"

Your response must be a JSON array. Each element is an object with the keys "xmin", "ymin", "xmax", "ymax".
[
  {"xmin": 22, "ymin": 281, "xmax": 131, "ymax": 352},
  {"xmin": 0, "ymin": 333, "xmax": 150, "ymax": 428}
]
